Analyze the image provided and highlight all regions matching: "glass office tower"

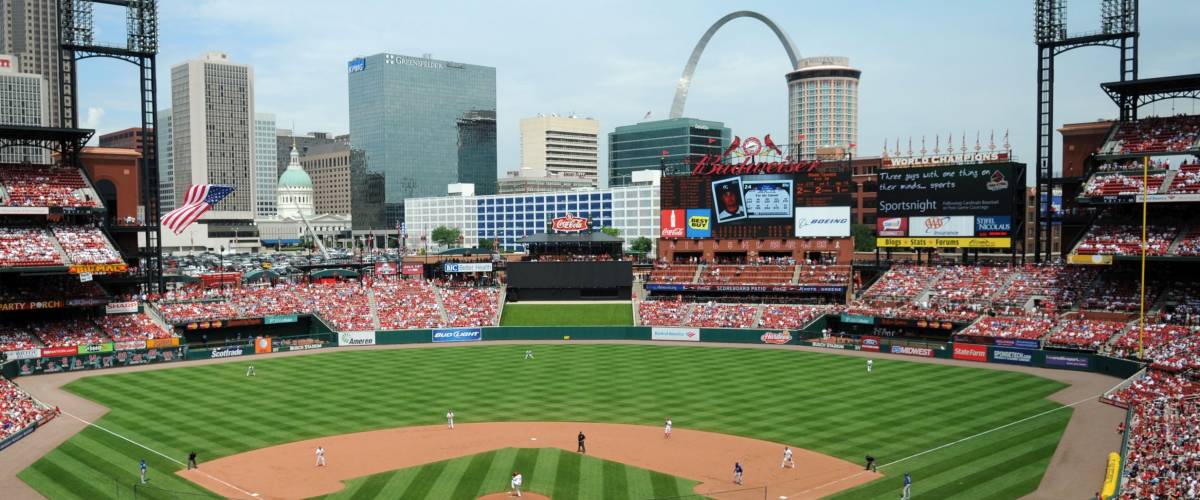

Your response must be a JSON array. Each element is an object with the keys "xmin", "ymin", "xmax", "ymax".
[
  {"xmin": 347, "ymin": 53, "xmax": 496, "ymax": 228},
  {"xmin": 608, "ymin": 118, "xmax": 729, "ymax": 187}
]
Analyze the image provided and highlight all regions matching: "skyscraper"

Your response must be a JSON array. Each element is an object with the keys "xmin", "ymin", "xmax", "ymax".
[
  {"xmin": 0, "ymin": 54, "xmax": 49, "ymax": 163},
  {"xmin": 457, "ymin": 109, "xmax": 497, "ymax": 195},
  {"xmin": 520, "ymin": 114, "xmax": 599, "ymax": 186},
  {"xmin": 255, "ymin": 113, "xmax": 277, "ymax": 217},
  {"xmin": 0, "ymin": 0, "xmax": 61, "ymax": 127},
  {"xmin": 157, "ymin": 108, "xmax": 173, "ymax": 211},
  {"xmin": 608, "ymin": 118, "xmax": 729, "ymax": 187},
  {"xmin": 347, "ymin": 53, "xmax": 496, "ymax": 227},
  {"xmin": 274, "ymin": 130, "xmax": 343, "ymax": 177},
  {"xmin": 787, "ymin": 56, "xmax": 860, "ymax": 159},
  {"xmin": 169, "ymin": 52, "xmax": 256, "ymax": 220}
]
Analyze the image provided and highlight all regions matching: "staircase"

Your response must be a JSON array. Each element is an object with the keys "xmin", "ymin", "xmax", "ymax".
[
  {"xmin": 691, "ymin": 265, "xmax": 704, "ymax": 283},
  {"xmin": 678, "ymin": 303, "xmax": 696, "ymax": 327},
  {"xmin": 495, "ymin": 286, "xmax": 507, "ymax": 326},
  {"xmin": 142, "ymin": 302, "xmax": 174, "ymax": 333},
  {"xmin": 751, "ymin": 304, "xmax": 765, "ymax": 328},
  {"xmin": 1168, "ymin": 224, "xmax": 1193, "ymax": 255},
  {"xmin": 791, "ymin": 265, "xmax": 802, "ymax": 284},
  {"xmin": 433, "ymin": 288, "xmax": 450, "ymax": 325},
  {"xmin": 46, "ymin": 229, "xmax": 71, "ymax": 265},
  {"xmin": 1159, "ymin": 170, "xmax": 1179, "ymax": 194},
  {"xmin": 366, "ymin": 289, "xmax": 382, "ymax": 331},
  {"xmin": 632, "ymin": 300, "xmax": 640, "ymax": 326}
]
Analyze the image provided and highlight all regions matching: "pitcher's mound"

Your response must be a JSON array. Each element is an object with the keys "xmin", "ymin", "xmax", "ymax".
[{"xmin": 478, "ymin": 493, "xmax": 550, "ymax": 500}]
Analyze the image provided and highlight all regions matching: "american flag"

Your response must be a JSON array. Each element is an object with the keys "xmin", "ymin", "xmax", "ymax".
[{"xmin": 160, "ymin": 185, "xmax": 234, "ymax": 234}]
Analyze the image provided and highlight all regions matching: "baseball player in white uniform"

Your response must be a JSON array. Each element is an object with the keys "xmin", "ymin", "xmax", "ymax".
[
  {"xmin": 316, "ymin": 446, "xmax": 326, "ymax": 466},
  {"xmin": 446, "ymin": 409, "xmax": 455, "ymax": 429},
  {"xmin": 664, "ymin": 418, "xmax": 672, "ymax": 438},
  {"xmin": 524, "ymin": 349, "xmax": 534, "ymax": 360},
  {"xmin": 867, "ymin": 359, "xmax": 873, "ymax": 373},
  {"xmin": 245, "ymin": 364, "xmax": 255, "ymax": 377},
  {"xmin": 511, "ymin": 472, "xmax": 523, "ymax": 497},
  {"xmin": 782, "ymin": 446, "xmax": 794, "ymax": 468}
]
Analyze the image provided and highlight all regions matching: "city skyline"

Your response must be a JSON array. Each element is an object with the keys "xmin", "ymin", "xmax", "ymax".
[{"xmin": 71, "ymin": 0, "xmax": 1200, "ymax": 188}]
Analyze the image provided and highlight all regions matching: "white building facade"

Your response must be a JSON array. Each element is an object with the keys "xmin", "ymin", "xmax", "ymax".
[
  {"xmin": 0, "ymin": 54, "xmax": 49, "ymax": 164},
  {"xmin": 787, "ymin": 56, "xmax": 860, "ymax": 160},
  {"xmin": 254, "ymin": 113, "xmax": 277, "ymax": 217},
  {"xmin": 156, "ymin": 108, "xmax": 174, "ymax": 211},
  {"xmin": 519, "ymin": 114, "xmax": 600, "ymax": 186},
  {"xmin": 405, "ymin": 177, "xmax": 660, "ymax": 252}
]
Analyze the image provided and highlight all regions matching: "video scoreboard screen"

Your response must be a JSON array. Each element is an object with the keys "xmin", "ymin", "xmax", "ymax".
[
  {"xmin": 660, "ymin": 167, "xmax": 851, "ymax": 239},
  {"xmin": 875, "ymin": 162, "xmax": 1026, "ymax": 249}
]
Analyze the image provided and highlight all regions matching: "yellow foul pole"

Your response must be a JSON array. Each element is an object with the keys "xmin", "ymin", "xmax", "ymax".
[{"xmin": 1138, "ymin": 155, "xmax": 1148, "ymax": 359}]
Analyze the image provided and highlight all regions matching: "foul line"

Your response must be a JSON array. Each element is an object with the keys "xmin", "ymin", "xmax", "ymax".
[
  {"xmin": 781, "ymin": 393, "xmax": 1102, "ymax": 498},
  {"xmin": 58, "ymin": 409, "xmax": 260, "ymax": 498}
]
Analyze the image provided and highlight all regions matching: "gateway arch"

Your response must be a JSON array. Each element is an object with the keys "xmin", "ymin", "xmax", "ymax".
[{"xmin": 669, "ymin": 11, "xmax": 801, "ymax": 119}]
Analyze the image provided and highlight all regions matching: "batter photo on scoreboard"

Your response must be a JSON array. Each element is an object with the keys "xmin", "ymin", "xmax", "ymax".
[{"xmin": 712, "ymin": 177, "xmax": 748, "ymax": 223}]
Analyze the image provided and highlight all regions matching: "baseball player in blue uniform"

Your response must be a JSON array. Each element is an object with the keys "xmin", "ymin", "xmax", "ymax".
[
  {"xmin": 139, "ymin": 458, "xmax": 147, "ymax": 484},
  {"xmin": 734, "ymin": 462, "xmax": 743, "ymax": 485},
  {"xmin": 902, "ymin": 472, "xmax": 912, "ymax": 499}
]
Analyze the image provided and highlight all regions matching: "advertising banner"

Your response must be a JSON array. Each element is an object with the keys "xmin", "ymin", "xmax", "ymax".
[
  {"xmin": 860, "ymin": 336, "xmax": 882, "ymax": 352},
  {"xmin": 264, "ymin": 314, "xmax": 299, "ymax": 325},
  {"xmin": 209, "ymin": 346, "xmax": 247, "ymax": 359},
  {"xmin": 374, "ymin": 261, "xmax": 399, "ymax": 275},
  {"xmin": 402, "ymin": 263, "xmax": 424, "ymax": 275},
  {"xmin": 1067, "ymin": 254, "xmax": 1114, "ymax": 265},
  {"xmin": 145, "ymin": 337, "xmax": 180, "ymax": 349},
  {"xmin": 550, "ymin": 215, "xmax": 590, "ymax": 232},
  {"xmin": 810, "ymin": 341, "xmax": 854, "ymax": 350},
  {"xmin": 644, "ymin": 283, "xmax": 846, "ymax": 294},
  {"xmin": 68, "ymin": 263, "xmax": 128, "ymax": 275},
  {"xmin": 660, "ymin": 209, "xmax": 686, "ymax": 238},
  {"xmin": 114, "ymin": 340, "xmax": 146, "ymax": 351},
  {"xmin": 952, "ymin": 343, "xmax": 988, "ymax": 362},
  {"xmin": 990, "ymin": 347, "xmax": 1035, "ymax": 365},
  {"xmin": 3, "ymin": 348, "xmax": 41, "ymax": 360},
  {"xmin": 794, "ymin": 206, "xmax": 851, "ymax": 237},
  {"xmin": 876, "ymin": 217, "xmax": 908, "ymax": 237},
  {"xmin": 105, "ymin": 301, "xmax": 139, "ymax": 315},
  {"xmin": 760, "ymin": 331, "xmax": 793, "ymax": 345},
  {"xmin": 0, "ymin": 206, "xmax": 49, "ymax": 215},
  {"xmin": 338, "ymin": 331, "xmax": 376, "ymax": 346},
  {"xmin": 20, "ymin": 347, "xmax": 185, "ymax": 375},
  {"xmin": 840, "ymin": 313, "xmax": 875, "ymax": 325},
  {"xmin": 443, "ymin": 262, "xmax": 493, "ymax": 273},
  {"xmin": 0, "ymin": 422, "xmax": 38, "ymax": 452},
  {"xmin": 993, "ymin": 338, "xmax": 1041, "ymax": 350},
  {"xmin": 282, "ymin": 342, "xmax": 326, "ymax": 352},
  {"xmin": 877, "ymin": 163, "xmax": 1020, "ymax": 217},
  {"xmin": 890, "ymin": 345, "xmax": 935, "ymax": 357},
  {"xmin": 974, "ymin": 215, "xmax": 1012, "ymax": 237},
  {"xmin": 876, "ymin": 237, "xmax": 1011, "ymax": 249},
  {"xmin": 0, "ymin": 300, "xmax": 65, "ymax": 312},
  {"xmin": 1045, "ymin": 353, "xmax": 1090, "ymax": 369},
  {"xmin": 652, "ymin": 327, "xmax": 700, "ymax": 342},
  {"xmin": 685, "ymin": 209, "xmax": 712, "ymax": 238},
  {"xmin": 909, "ymin": 216, "xmax": 975, "ymax": 237},
  {"xmin": 254, "ymin": 336, "xmax": 272, "ymax": 354},
  {"xmin": 77, "ymin": 343, "xmax": 114, "ymax": 355},
  {"xmin": 41, "ymin": 346, "xmax": 80, "ymax": 357},
  {"xmin": 432, "ymin": 328, "xmax": 483, "ymax": 343}
]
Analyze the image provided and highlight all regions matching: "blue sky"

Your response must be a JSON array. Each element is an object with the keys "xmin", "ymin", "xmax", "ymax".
[{"xmin": 76, "ymin": 0, "xmax": 1200, "ymax": 186}]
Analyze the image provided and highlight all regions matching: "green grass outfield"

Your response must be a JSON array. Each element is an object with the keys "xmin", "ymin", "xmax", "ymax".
[
  {"xmin": 19, "ymin": 344, "xmax": 1072, "ymax": 499},
  {"xmin": 500, "ymin": 303, "xmax": 633, "ymax": 326},
  {"xmin": 316, "ymin": 448, "xmax": 698, "ymax": 500}
]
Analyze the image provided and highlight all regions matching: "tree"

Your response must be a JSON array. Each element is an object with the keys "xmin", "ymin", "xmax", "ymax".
[
  {"xmin": 478, "ymin": 238, "xmax": 495, "ymax": 252},
  {"xmin": 431, "ymin": 226, "xmax": 462, "ymax": 248},
  {"xmin": 600, "ymin": 227, "xmax": 621, "ymax": 238},
  {"xmin": 631, "ymin": 237, "xmax": 653, "ymax": 255},
  {"xmin": 851, "ymin": 224, "xmax": 876, "ymax": 252}
]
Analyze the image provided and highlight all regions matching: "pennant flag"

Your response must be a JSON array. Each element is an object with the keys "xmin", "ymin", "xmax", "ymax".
[{"xmin": 160, "ymin": 185, "xmax": 234, "ymax": 234}]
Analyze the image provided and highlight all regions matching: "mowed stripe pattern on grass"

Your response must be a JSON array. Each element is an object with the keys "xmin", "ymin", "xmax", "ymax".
[
  {"xmin": 500, "ymin": 304, "xmax": 633, "ymax": 326},
  {"xmin": 318, "ymin": 447, "xmax": 697, "ymax": 500},
  {"xmin": 20, "ymin": 344, "xmax": 1069, "ymax": 499}
]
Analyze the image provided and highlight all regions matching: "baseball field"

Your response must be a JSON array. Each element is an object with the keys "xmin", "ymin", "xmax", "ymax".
[
  {"xmin": 17, "ymin": 343, "xmax": 1072, "ymax": 499},
  {"xmin": 499, "ymin": 304, "xmax": 634, "ymax": 326}
]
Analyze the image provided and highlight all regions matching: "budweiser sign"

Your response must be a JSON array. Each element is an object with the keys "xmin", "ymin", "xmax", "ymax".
[
  {"xmin": 760, "ymin": 331, "xmax": 793, "ymax": 344},
  {"xmin": 550, "ymin": 215, "xmax": 589, "ymax": 232},
  {"xmin": 691, "ymin": 155, "xmax": 820, "ymax": 177}
]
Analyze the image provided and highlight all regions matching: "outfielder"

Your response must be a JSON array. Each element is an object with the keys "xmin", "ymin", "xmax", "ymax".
[
  {"xmin": 139, "ymin": 458, "xmax": 147, "ymax": 484},
  {"xmin": 246, "ymin": 364, "xmax": 255, "ymax": 377},
  {"xmin": 316, "ymin": 446, "xmax": 326, "ymax": 467},
  {"xmin": 867, "ymin": 359, "xmax": 873, "ymax": 373},
  {"xmin": 781, "ymin": 446, "xmax": 794, "ymax": 468},
  {"xmin": 511, "ymin": 471, "xmax": 523, "ymax": 497},
  {"xmin": 902, "ymin": 472, "xmax": 912, "ymax": 499},
  {"xmin": 446, "ymin": 409, "xmax": 455, "ymax": 429},
  {"xmin": 524, "ymin": 349, "xmax": 534, "ymax": 360},
  {"xmin": 664, "ymin": 418, "xmax": 672, "ymax": 438}
]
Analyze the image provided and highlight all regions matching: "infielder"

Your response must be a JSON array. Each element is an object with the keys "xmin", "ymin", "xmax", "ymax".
[
  {"xmin": 902, "ymin": 472, "xmax": 912, "ymax": 499},
  {"xmin": 781, "ymin": 446, "xmax": 794, "ymax": 468},
  {"xmin": 511, "ymin": 471, "xmax": 523, "ymax": 497},
  {"xmin": 733, "ymin": 462, "xmax": 743, "ymax": 485},
  {"xmin": 316, "ymin": 446, "xmax": 326, "ymax": 467},
  {"xmin": 187, "ymin": 451, "xmax": 198, "ymax": 470},
  {"xmin": 867, "ymin": 359, "xmax": 873, "ymax": 373},
  {"xmin": 524, "ymin": 349, "xmax": 534, "ymax": 360},
  {"xmin": 446, "ymin": 409, "xmax": 455, "ymax": 429},
  {"xmin": 664, "ymin": 418, "xmax": 672, "ymax": 438},
  {"xmin": 246, "ymin": 364, "xmax": 255, "ymax": 377},
  {"xmin": 139, "ymin": 458, "xmax": 147, "ymax": 484}
]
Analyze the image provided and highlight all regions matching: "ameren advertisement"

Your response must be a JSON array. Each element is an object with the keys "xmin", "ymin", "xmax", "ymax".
[
  {"xmin": 651, "ymin": 327, "xmax": 700, "ymax": 342},
  {"xmin": 338, "ymin": 331, "xmax": 377, "ymax": 346},
  {"xmin": 794, "ymin": 206, "xmax": 850, "ymax": 238}
]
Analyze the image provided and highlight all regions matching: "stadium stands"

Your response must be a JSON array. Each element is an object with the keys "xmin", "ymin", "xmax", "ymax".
[
  {"xmin": 795, "ymin": 264, "xmax": 851, "ymax": 285},
  {"xmin": 1082, "ymin": 274, "xmax": 1162, "ymax": 313},
  {"xmin": 441, "ymin": 287, "xmax": 500, "ymax": 327},
  {"xmin": 1166, "ymin": 161, "xmax": 1200, "ymax": 194},
  {"xmin": 1046, "ymin": 318, "xmax": 1127, "ymax": 350},
  {"xmin": 0, "ymin": 166, "xmax": 98, "ymax": 208},
  {"xmin": 700, "ymin": 264, "xmax": 795, "ymax": 285},
  {"xmin": 958, "ymin": 316, "xmax": 1055, "ymax": 340},
  {"xmin": 373, "ymin": 278, "xmax": 442, "ymax": 330},
  {"xmin": 0, "ymin": 377, "xmax": 56, "ymax": 441},
  {"xmin": 691, "ymin": 302, "xmax": 758, "ymax": 328},
  {"xmin": 27, "ymin": 318, "xmax": 108, "ymax": 348},
  {"xmin": 96, "ymin": 313, "xmax": 173, "ymax": 342},
  {"xmin": 51, "ymin": 226, "xmax": 123, "ymax": 265},
  {"xmin": 759, "ymin": 305, "xmax": 834, "ymax": 329},
  {"xmin": 994, "ymin": 264, "xmax": 1095, "ymax": 313},
  {"xmin": 306, "ymin": 283, "xmax": 373, "ymax": 332},
  {"xmin": 638, "ymin": 299, "xmax": 692, "ymax": 327},
  {"xmin": 1174, "ymin": 227, "xmax": 1200, "ymax": 256},
  {"xmin": 0, "ymin": 227, "xmax": 63, "ymax": 267},
  {"xmin": 647, "ymin": 263, "xmax": 697, "ymax": 283},
  {"xmin": 1073, "ymin": 221, "xmax": 1178, "ymax": 256},
  {"xmin": 928, "ymin": 265, "xmax": 1008, "ymax": 307},
  {"xmin": 1102, "ymin": 114, "xmax": 1200, "ymax": 155},
  {"xmin": 1082, "ymin": 172, "xmax": 1165, "ymax": 197},
  {"xmin": 0, "ymin": 326, "xmax": 39, "ymax": 352},
  {"xmin": 862, "ymin": 265, "xmax": 938, "ymax": 301}
]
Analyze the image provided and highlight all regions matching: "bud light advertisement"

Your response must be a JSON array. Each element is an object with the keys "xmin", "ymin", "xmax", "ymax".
[{"xmin": 433, "ymin": 328, "xmax": 482, "ymax": 343}]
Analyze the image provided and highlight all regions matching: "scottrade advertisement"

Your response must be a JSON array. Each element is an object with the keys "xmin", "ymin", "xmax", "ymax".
[
  {"xmin": 432, "ymin": 328, "xmax": 483, "ymax": 343},
  {"xmin": 990, "ymin": 347, "xmax": 1035, "ymax": 365},
  {"xmin": 890, "ymin": 345, "xmax": 935, "ymax": 357},
  {"xmin": 952, "ymin": 343, "xmax": 988, "ymax": 362},
  {"xmin": 685, "ymin": 209, "xmax": 712, "ymax": 238},
  {"xmin": 652, "ymin": 327, "xmax": 700, "ymax": 342},
  {"xmin": 338, "ymin": 331, "xmax": 377, "ymax": 346},
  {"xmin": 1045, "ymin": 353, "xmax": 1090, "ymax": 369},
  {"xmin": 209, "ymin": 346, "xmax": 247, "ymax": 359}
]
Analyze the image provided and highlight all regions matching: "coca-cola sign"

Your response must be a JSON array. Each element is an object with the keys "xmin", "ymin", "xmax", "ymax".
[{"xmin": 551, "ymin": 215, "xmax": 589, "ymax": 232}]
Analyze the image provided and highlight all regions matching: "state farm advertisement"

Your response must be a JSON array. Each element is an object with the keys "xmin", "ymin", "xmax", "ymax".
[
  {"xmin": 952, "ymin": 343, "xmax": 988, "ymax": 362},
  {"xmin": 909, "ymin": 216, "xmax": 975, "ymax": 237},
  {"xmin": 876, "ymin": 217, "xmax": 908, "ymax": 237},
  {"xmin": 660, "ymin": 210, "xmax": 686, "ymax": 239}
]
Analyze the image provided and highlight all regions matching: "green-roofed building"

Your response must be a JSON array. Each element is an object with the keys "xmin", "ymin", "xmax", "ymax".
[{"xmin": 607, "ymin": 117, "xmax": 730, "ymax": 187}]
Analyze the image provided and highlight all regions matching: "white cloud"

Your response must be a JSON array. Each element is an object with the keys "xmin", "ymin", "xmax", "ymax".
[{"xmin": 82, "ymin": 107, "xmax": 106, "ymax": 130}]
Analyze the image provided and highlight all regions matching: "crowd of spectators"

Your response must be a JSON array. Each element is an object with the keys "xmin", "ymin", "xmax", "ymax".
[
  {"xmin": 0, "ymin": 166, "xmax": 98, "ymax": 208},
  {"xmin": 795, "ymin": 265, "xmax": 850, "ymax": 285},
  {"xmin": 648, "ymin": 263, "xmax": 698, "ymax": 283},
  {"xmin": 862, "ymin": 265, "xmax": 939, "ymax": 301},
  {"xmin": 27, "ymin": 318, "xmax": 109, "ymax": 347},
  {"xmin": 51, "ymin": 226, "xmax": 123, "ymax": 265},
  {"xmin": 0, "ymin": 227, "xmax": 62, "ymax": 267},
  {"xmin": 306, "ymin": 282, "xmax": 373, "ymax": 332},
  {"xmin": 958, "ymin": 316, "xmax": 1056, "ymax": 340},
  {"xmin": 95, "ymin": 313, "xmax": 173, "ymax": 342},
  {"xmin": 1082, "ymin": 274, "xmax": 1162, "ymax": 313},
  {"xmin": 1175, "ymin": 227, "xmax": 1200, "ymax": 257},
  {"xmin": 0, "ymin": 377, "xmax": 56, "ymax": 441},
  {"xmin": 1094, "ymin": 159, "xmax": 1171, "ymax": 172},
  {"xmin": 928, "ymin": 266, "xmax": 1008, "ymax": 307},
  {"xmin": 1045, "ymin": 318, "xmax": 1127, "ymax": 350},
  {"xmin": 1073, "ymin": 222, "xmax": 1178, "ymax": 256},
  {"xmin": 373, "ymin": 277, "xmax": 442, "ymax": 329},
  {"xmin": 441, "ymin": 287, "xmax": 500, "ymax": 327},
  {"xmin": 1104, "ymin": 114, "xmax": 1200, "ymax": 155},
  {"xmin": 638, "ymin": 299, "xmax": 692, "ymax": 327},
  {"xmin": 1082, "ymin": 172, "xmax": 1166, "ymax": 197},
  {"xmin": 993, "ymin": 264, "xmax": 1095, "ymax": 313},
  {"xmin": 1167, "ymin": 161, "xmax": 1200, "ymax": 194},
  {"xmin": 0, "ymin": 326, "xmax": 39, "ymax": 351},
  {"xmin": 690, "ymin": 302, "xmax": 758, "ymax": 328},
  {"xmin": 1118, "ymin": 395, "xmax": 1200, "ymax": 500},
  {"xmin": 700, "ymin": 264, "xmax": 795, "ymax": 285},
  {"xmin": 759, "ymin": 305, "xmax": 835, "ymax": 329}
]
